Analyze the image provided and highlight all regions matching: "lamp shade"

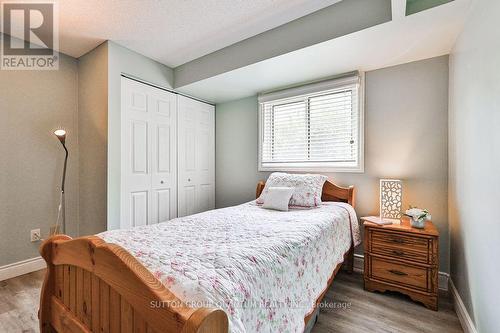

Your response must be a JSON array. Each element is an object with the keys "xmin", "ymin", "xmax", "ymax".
[
  {"xmin": 54, "ymin": 129, "xmax": 66, "ymax": 144},
  {"xmin": 380, "ymin": 179, "xmax": 402, "ymax": 219}
]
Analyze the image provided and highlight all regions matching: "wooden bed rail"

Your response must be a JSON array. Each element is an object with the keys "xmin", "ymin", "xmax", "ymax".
[{"xmin": 39, "ymin": 235, "xmax": 228, "ymax": 333}]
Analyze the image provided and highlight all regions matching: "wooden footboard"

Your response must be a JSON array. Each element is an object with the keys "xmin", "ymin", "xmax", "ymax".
[
  {"xmin": 40, "ymin": 180, "xmax": 354, "ymax": 333},
  {"xmin": 39, "ymin": 235, "xmax": 228, "ymax": 333}
]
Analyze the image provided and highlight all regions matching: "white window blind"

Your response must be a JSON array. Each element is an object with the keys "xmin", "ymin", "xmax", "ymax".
[{"xmin": 258, "ymin": 75, "xmax": 363, "ymax": 172}]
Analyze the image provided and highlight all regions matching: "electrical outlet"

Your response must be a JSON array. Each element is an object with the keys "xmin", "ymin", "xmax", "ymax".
[{"xmin": 30, "ymin": 229, "xmax": 41, "ymax": 242}]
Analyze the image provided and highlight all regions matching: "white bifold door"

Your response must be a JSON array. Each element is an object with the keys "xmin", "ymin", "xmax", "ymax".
[
  {"xmin": 177, "ymin": 95, "xmax": 215, "ymax": 217},
  {"xmin": 121, "ymin": 77, "xmax": 177, "ymax": 229}
]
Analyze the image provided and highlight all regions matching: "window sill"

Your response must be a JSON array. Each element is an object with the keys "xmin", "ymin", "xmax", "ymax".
[{"xmin": 258, "ymin": 164, "xmax": 364, "ymax": 173}]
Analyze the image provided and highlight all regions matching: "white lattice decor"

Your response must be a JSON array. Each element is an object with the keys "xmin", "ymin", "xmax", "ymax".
[{"xmin": 380, "ymin": 179, "xmax": 402, "ymax": 219}]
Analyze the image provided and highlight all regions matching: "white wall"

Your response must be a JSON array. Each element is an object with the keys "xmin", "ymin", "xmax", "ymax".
[
  {"xmin": 216, "ymin": 56, "xmax": 450, "ymax": 271},
  {"xmin": 448, "ymin": 0, "xmax": 500, "ymax": 331}
]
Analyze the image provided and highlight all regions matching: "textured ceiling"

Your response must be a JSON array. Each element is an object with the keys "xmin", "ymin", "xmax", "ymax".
[
  {"xmin": 177, "ymin": 0, "xmax": 471, "ymax": 102},
  {"xmin": 0, "ymin": 0, "xmax": 340, "ymax": 67}
]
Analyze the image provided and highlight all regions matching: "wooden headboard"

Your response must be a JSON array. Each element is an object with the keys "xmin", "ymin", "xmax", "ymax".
[{"xmin": 256, "ymin": 180, "xmax": 355, "ymax": 207}]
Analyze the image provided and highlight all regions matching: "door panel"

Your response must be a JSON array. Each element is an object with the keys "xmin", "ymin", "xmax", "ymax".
[
  {"xmin": 156, "ymin": 125, "xmax": 170, "ymax": 173},
  {"xmin": 153, "ymin": 189, "xmax": 171, "ymax": 224},
  {"xmin": 130, "ymin": 191, "xmax": 148, "ymax": 227},
  {"xmin": 131, "ymin": 92, "xmax": 147, "ymax": 111},
  {"xmin": 131, "ymin": 121, "xmax": 148, "ymax": 174},
  {"xmin": 199, "ymin": 184, "xmax": 212, "ymax": 212},
  {"xmin": 198, "ymin": 129, "xmax": 209, "ymax": 171},
  {"xmin": 150, "ymin": 88, "xmax": 177, "ymax": 220},
  {"xmin": 184, "ymin": 186, "xmax": 196, "ymax": 216},
  {"xmin": 157, "ymin": 99, "xmax": 171, "ymax": 116},
  {"xmin": 185, "ymin": 128, "xmax": 196, "ymax": 171},
  {"xmin": 177, "ymin": 96, "xmax": 215, "ymax": 217},
  {"xmin": 120, "ymin": 77, "xmax": 177, "ymax": 229}
]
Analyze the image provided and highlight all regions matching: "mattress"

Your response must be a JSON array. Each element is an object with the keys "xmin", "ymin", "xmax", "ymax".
[{"xmin": 99, "ymin": 201, "xmax": 360, "ymax": 332}]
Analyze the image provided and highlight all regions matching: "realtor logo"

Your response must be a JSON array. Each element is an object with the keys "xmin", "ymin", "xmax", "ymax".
[{"xmin": 1, "ymin": 1, "xmax": 59, "ymax": 70}]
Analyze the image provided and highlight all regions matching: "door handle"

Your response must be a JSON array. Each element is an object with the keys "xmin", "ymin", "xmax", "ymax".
[
  {"xmin": 388, "ymin": 269, "xmax": 408, "ymax": 276},
  {"xmin": 160, "ymin": 180, "xmax": 164, "ymax": 184},
  {"xmin": 188, "ymin": 178, "xmax": 191, "ymax": 182}
]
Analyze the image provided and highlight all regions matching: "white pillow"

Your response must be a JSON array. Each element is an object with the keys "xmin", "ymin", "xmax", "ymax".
[
  {"xmin": 262, "ymin": 187, "xmax": 295, "ymax": 211},
  {"xmin": 257, "ymin": 173, "xmax": 327, "ymax": 208}
]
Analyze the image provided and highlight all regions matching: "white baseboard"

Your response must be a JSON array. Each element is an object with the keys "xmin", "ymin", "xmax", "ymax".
[
  {"xmin": 450, "ymin": 279, "xmax": 477, "ymax": 333},
  {"xmin": 352, "ymin": 254, "xmax": 449, "ymax": 291},
  {"xmin": 0, "ymin": 257, "xmax": 46, "ymax": 281}
]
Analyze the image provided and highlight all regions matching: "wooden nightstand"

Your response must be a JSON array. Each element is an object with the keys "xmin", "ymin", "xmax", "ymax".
[{"xmin": 362, "ymin": 217, "xmax": 439, "ymax": 310}]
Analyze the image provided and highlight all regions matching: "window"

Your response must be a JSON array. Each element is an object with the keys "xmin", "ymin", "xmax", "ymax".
[{"xmin": 258, "ymin": 74, "xmax": 364, "ymax": 172}]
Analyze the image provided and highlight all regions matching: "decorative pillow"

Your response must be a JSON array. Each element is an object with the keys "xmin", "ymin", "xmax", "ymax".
[
  {"xmin": 262, "ymin": 187, "xmax": 295, "ymax": 211},
  {"xmin": 257, "ymin": 173, "xmax": 328, "ymax": 208}
]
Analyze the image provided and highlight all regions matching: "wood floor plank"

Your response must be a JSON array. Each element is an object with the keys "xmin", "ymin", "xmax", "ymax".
[{"xmin": 310, "ymin": 272, "xmax": 463, "ymax": 333}]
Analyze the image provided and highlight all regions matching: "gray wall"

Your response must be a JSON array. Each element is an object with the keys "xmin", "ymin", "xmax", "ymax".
[
  {"xmin": 78, "ymin": 42, "xmax": 109, "ymax": 236},
  {"xmin": 0, "ymin": 40, "xmax": 175, "ymax": 267},
  {"xmin": 107, "ymin": 41, "xmax": 175, "ymax": 230},
  {"xmin": 216, "ymin": 56, "xmax": 450, "ymax": 271},
  {"xmin": 448, "ymin": 0, "xmax": 500, "ymax": 331},
  {"xmin": 0, "ymin": 53, "xmax": 79, "ymax": 266}
]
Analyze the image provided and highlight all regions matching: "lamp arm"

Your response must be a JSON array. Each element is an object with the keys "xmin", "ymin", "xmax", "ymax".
[{"xmin": 61, "ymin": 143, "xmax": 68, "ymax": 193}]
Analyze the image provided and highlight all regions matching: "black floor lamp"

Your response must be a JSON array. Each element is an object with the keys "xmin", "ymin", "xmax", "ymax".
[{"xmin": 54, "ymin": 129, "xmax": 68, "ymax": 234}]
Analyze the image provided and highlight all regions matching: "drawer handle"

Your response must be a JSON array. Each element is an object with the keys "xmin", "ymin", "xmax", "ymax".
[
  {"xmin": 388, "ymin": 269, "xmax": 408, "ymax": 276},
  {"xmin": 392, "ymin": 250, "xmax": 405, "ymax": 256},
  {"xmin": 390, "ymin": 238, "xmax": 405, "ymax": 244}
]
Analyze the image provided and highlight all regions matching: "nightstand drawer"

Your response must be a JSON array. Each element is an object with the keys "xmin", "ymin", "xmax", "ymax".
[
  {"xmin": 371, "ymin": 230, "xmax": 429, "ymax": 252},
  {"xmin": 363, "ymin": 218, "xmax": 439, "ymax": 310},
  {"xmin": 369, "ymin": 256, "xmax": 429, "ymax": 291},
  {"xmin": 371, "ymin": 246, "xmax": 429, "ymax": 264}
]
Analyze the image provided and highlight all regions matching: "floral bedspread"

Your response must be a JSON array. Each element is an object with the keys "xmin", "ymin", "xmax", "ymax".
[{"xmin": 98, "ymin": 202, "xmax": 360, "ymax": 333}]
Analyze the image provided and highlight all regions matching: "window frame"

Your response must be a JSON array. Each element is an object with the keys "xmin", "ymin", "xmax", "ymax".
[{"xmin": 258, "ymin": 74, "xmax": 365, "ymax": 173}]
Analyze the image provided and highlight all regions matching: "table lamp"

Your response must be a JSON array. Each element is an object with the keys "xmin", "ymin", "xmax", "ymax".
[{"xmin": 380, "ymin": 179, "xmax": 402, "ymax": 221}]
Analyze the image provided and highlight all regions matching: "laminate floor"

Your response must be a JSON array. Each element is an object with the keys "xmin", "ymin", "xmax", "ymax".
[
  {"xmin": 311, "ymin": 272, "xmax": 463, "ymax": 333},
  {"xmin": 0, "ymin": 270, "xmax": 462, "ymax": 333},
  {"xmin": 0, "ymin": 270, "xmax": 45, "ymax": 333}
]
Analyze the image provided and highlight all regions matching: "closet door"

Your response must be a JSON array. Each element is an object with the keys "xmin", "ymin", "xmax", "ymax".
[
  {"xmin": 177, "ymin": 95, "xmax": 215, "ymax": 217},
  {"xmin": 121, "ymin": 77, "xmax": 177, "ymax": 229}
]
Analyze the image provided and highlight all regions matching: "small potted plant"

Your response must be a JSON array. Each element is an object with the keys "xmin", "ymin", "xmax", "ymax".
[{"xmin": 404, "ymin": 206, "xmax": 431, "ymax": 229}]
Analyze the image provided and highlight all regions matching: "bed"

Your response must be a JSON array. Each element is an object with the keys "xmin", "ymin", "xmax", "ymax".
[{"xmin": 39, "ymin": 180, "xmax": 358, "ymax": 333}]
